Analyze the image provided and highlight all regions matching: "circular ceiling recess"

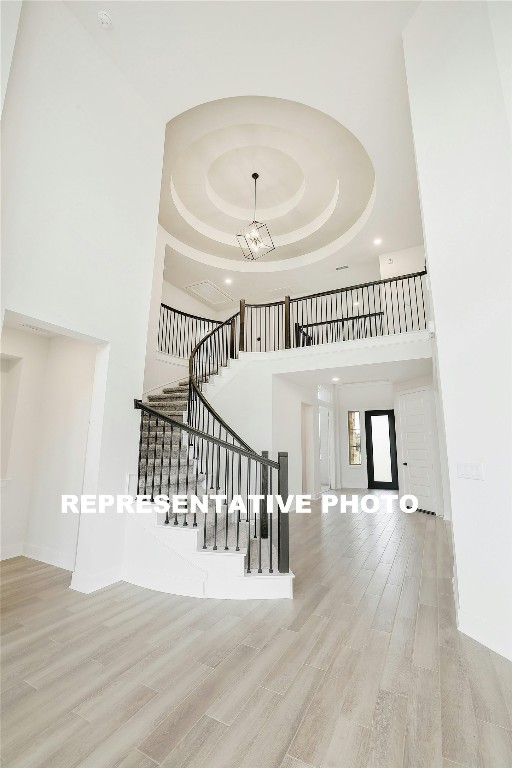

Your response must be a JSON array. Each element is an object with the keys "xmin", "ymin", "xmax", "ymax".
[{"xmin": 159, "ymin": 96, "xmax": 375, "ymax": 271}]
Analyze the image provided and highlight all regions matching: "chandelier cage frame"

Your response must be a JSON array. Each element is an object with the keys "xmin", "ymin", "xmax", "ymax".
[{"xmin": 236, "ymin": 173, "xmax": 276, "ymax": 261}]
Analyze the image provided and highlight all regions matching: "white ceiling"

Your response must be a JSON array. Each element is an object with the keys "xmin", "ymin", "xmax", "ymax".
[
  {"xmin": 279, "ymin": 357, "xmax": 433, "ymax": 388},
  {"xmin": 68, "ymin": 1, "xmax": 424, "ymax": 305},
  {"xmin": 159, "ymin": 97, "xmax": 375, "ymax": 264}
]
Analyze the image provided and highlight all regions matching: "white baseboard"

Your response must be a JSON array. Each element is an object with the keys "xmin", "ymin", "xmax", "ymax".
[
  {"xmin": 23, "ymin": 543, "xmax": 74, "ymax": 572},
  {"xmin": 0, "ymin": 543, "xmax": 24, "ymax": 560},
  {"xmin": 70, "ymin": 566, "xmax": 121, "ymax": 594},
  {"xmin": 458, "ymin": 607, "xmax": 512, "ymax": 661}
]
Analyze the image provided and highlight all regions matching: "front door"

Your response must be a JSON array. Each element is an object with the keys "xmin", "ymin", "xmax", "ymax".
[{"xmin": 365, "ymin": 410, "xmax": 399, "ymax": 490}]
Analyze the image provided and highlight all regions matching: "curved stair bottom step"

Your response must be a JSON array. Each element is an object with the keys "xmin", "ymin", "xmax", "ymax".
[
  {"xmin": 163, "ymin": 511, "xmax": 279, "ymax": 573},
  {"xmin": 122, "ymin": 505, "xmax": 293, "ymax": 599}
]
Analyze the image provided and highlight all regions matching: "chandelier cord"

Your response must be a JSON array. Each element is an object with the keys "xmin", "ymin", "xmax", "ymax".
[{"xmin": 253, "ymin": 175, "xmax": 257, "ymax": 222}]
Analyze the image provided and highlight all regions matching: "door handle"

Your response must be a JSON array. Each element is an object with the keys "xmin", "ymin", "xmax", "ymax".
[{"xmin": 403, "ymin": 462, "xmax": 408, "ymax": 466}]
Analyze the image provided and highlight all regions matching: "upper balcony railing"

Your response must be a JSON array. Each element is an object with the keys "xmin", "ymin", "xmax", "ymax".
[
  {"xmin": 239, "ymin": 270, "xmax": 428, "ymax": 352},
  {"xmin": 159, "ymin": 270, "xmax": 428, "ymax": 361},
  {"xmin": 180, "ymin": 270, "xmax": 428, "ymax": 456},
  {"xmin": 158, "ymin": 303, "xmax": 220, "ymax": 359}
]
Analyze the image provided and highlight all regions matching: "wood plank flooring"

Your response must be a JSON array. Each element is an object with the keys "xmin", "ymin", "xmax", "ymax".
[{"xmin": 2, "ymin": 493, "xmax": 512, "ymax": 768}]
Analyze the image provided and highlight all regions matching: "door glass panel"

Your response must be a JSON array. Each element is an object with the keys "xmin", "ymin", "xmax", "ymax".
[{"xmin": 370, "ymin": 415, "xmax": 392, "ymax": 482}]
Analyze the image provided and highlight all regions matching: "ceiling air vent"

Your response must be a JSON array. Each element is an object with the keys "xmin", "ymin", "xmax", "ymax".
[
  {"xmin": 185, "ymin": 280, "xmax": 233, "ymax": 305},
  {"xmin": 336, "ymin": 265, "xmax": 349, "ymax": 271}
]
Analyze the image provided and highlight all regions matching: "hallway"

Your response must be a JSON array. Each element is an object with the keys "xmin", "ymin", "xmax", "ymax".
[{"xmin": 2, "ymin": 496, "xmax": 511, "ymax": 768}]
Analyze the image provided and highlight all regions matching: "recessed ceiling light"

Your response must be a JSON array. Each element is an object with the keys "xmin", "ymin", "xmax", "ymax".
[
  {"xmin": 373, "ymin": 238, "xmax": 382, "ymax": 245},
  {"xmin": 332, "ymin": 377, "xmax": 340, "ymax": 382},
  {"xmin": 225, "ymin": 278, "xmax": 232, "ymax": 285}
]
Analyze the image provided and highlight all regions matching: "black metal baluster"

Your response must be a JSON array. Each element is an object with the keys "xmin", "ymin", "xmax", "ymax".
[
  {"xmin": 254, "ymin": 463, "xmax": 258, "ymax": 539},
  {"xmin": 268, "ymin": 468, "xmax": 273, "ymax": 573},
  {"xmin": 182, "ymin": 426, "xmax": 191, "ymax": 526},
  {"xmin": 277, "ymin": 452, "xmax": 289, "ymax": 573},
  {"xmin": 174, "ymin": 427, "xmax": 183, "ymax": 524},
  {"xmin": 258, "ymin": 474, "xmax": 263, "ymax": 574},
  {"xmin": 143, "ymin": 414, "xmax": 151, "ymax": 496},
  {"xmin": 420, "ymin": 273, "xmax": 426, "ymax": 328},
  {"xmin": 136, "ymin": 409, "xmax": 144, "ymax": 496},
  {"xmin": 224, "ymin": 448, "xmax": 230, "ymax": 549},
  {"xmin": 407, "ymin": 277, "xmax": 413, "ymax": 332},
  {"xmin": 413, "ymin": 274, "xmax": 420, "ymax": 330},
  {"xmin": 236, "ymin": 452, "xmax": 242, "ymax": 551},
  {"xmin": 398, "ymin": 279, "xmax": 404, "ymax": 333},
  {"xmin": 166, "ymin": 423, "xmax": 174, "ymax": 523},
  {"xmin": 158, "ymin": 419, "xmax": 166, "ymax": 498},
  {"xmin": 150, "ymin": 417, "xmax": 159, "ymax": 502}
]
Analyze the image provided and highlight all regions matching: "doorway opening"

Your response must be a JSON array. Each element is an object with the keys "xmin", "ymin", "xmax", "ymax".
[
  {"xmin": 301, "ymin": 403, "xmax": 313, "ymax": 495},
  {"xmin": 365, "ymin": 409, "xmax": 398, "ymax": 490},
  {"xmin": 318, "ymin": 404, "xmax": 333, "ymax": 492}
]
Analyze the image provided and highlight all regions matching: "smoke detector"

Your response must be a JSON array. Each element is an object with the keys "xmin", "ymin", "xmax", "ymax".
[{"xmin": 97, "ymin": 11, "xmax": 113, "ymax": 28}]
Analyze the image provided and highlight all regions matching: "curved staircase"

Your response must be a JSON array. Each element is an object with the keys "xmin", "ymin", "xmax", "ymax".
[{"xmin": 132, "ymin": 269, "xmax": 428, "ymax": 599}]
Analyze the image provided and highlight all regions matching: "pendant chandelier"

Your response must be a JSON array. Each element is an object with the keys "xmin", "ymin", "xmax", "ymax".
[{"xmin": 236, "ymin": 172, "xmax": 275, "ymax": 260}]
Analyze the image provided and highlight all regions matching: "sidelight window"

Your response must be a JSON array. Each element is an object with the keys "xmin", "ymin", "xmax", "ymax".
[{"xmin": 348, "ymin": 411, "xmax": 362, "ymax": 465}]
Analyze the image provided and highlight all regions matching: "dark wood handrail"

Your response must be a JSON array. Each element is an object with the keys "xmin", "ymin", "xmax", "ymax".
[
  {"xmin": 299, "ymin": 310, "xmax": 384, "ymax": 329},
  {"xmin": 188, "ymin": 312, "xmax": 255, "ymax": 453},
  {"xmin": 135, "ymin": 400, "xmax": 278, "ymax": 467},
  {"xmin": 160, "ymin": 302, "xmax": 221, "ymax": 325},
  {"xmin": 243, "ymin": 269, "xmax": 427, "ymax": 306},
  {"xmin": 289, "ymin": 269, "xmax": 427, "ymax": 303}
]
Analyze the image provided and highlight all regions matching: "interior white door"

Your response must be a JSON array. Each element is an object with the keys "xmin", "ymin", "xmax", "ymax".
[
  {"xmin": 397, "ymin": 389, "xmax": 437, "ymax": 513},
  {"xmin": 318, "ymin": 405, "xmax": 331, "ymax": 489}
]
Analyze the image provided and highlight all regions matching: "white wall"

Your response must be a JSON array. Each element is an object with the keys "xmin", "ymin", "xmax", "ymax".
[
  {"xmin": 379, "ymin": 245, "xmax": 425, "ymax": 280},
  {"xmin": 404, "ymin": 2, "xmax": 512, "ymax": 659},
  {"xmin": 272, "ymin": 376, "xmax": 315, "ymax": 498},
  {"xmin": 205, "ymin": 364, "xmax": 316, "ymax": 499},
  {"xmin": 1, "ymin": 357, "xmax": 19, "ymax": 479},
  {"xmin": 161, "ymin": 280, "xmax": 222, "ymax": 320},
  {"xmin": 1, "ymin": 328, "xmax": 97, "ymax": 569},
  {"xmin": 207, "ymin": 362, "xmax": 274, "ymax": 456},
  {"xmin": 0, "ymin": 0, "xmax": 22, "ymax": 115},
  {"xmin": 1, "ymin": 2, "xmax": 164, "ymax": 590},
  {"xmin": 142, "ymin": 228, "xmax": 225, "ymax": 394},
  {"xmin": 206, "ymin": 335, "xmax": 431, "ymax": 500},
  {"xmin": 25, "ymin": 335, "xmax": 97, "ymax": 570},
  {"xmin": 336, "ymin": 382, "xmax": 394, "ymax": 489},
  {"xmin": 0, "ymin": 328, "xmax": 49, "ymax": 559}
]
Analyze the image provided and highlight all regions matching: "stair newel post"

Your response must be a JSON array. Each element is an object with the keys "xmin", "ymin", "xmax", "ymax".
[
  {"xmin": 277, "ymin": 451, "xmax": 290, "ymax": 573},
  {"xmin": 284, "ymin": 295, "xmax": 291, "ymax": 349},
  {"xmin": 230, "ymin": 317, "xmax": 236, "ymax": 359},
  {"xmin": 134, "ymin": 400, "xmax": 144, "ymax": 497},
  {"xmin": 239, "ymin": 299, "xmax": 246, "ymax": 352},
  {"xmin": 260, "ymin": 451, "xmax": 269, "ymax": 540}
]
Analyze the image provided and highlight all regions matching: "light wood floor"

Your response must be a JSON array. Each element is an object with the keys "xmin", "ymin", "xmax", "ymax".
[{"xmin": 2, "ymin": 495, "xmax": 512, "ymax": 768}]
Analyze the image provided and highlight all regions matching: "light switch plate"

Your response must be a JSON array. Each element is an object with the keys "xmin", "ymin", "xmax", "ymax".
[{"xmin": 457, "ymin": 462, "xmax": 484, "ymax": 480}]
